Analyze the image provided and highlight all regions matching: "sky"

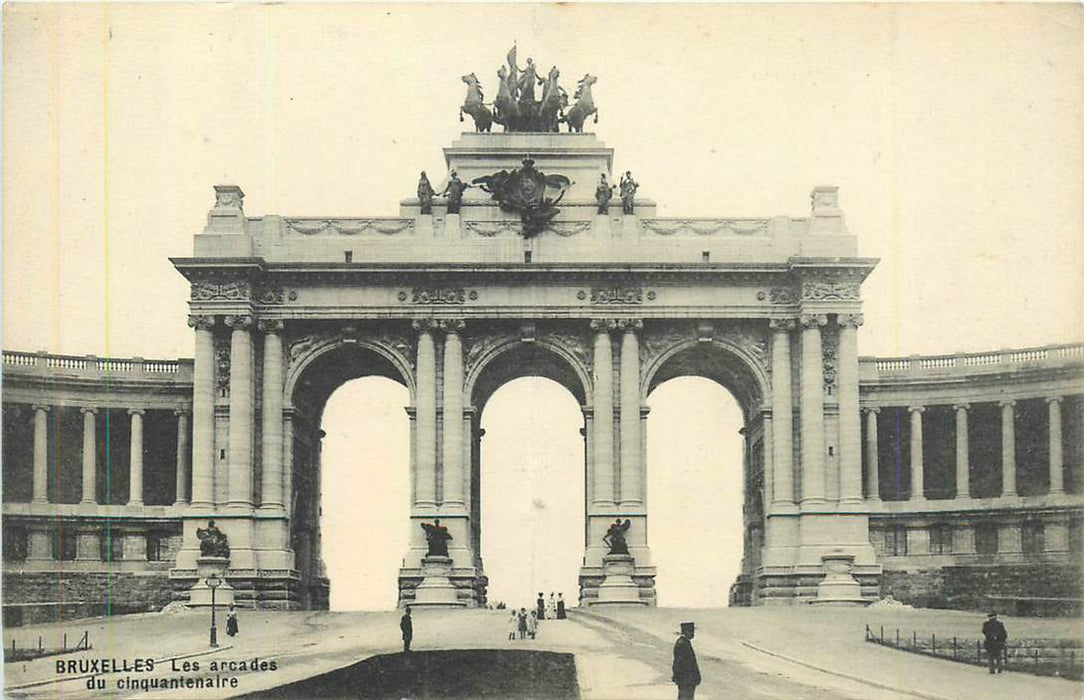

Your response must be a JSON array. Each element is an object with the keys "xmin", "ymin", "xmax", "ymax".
[{"xmin": 3, "ymin": 4, "xmax": 1082, "ymax": 610}]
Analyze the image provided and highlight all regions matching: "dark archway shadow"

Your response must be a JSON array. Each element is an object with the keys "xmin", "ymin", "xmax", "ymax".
[{"xmin": 237, "ymin": 649, "xmax": 580, "ymax": 699}]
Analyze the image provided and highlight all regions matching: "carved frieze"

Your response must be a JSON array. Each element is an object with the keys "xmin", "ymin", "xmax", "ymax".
[
  {"xmin": 586, "ymin": 287, "xmax": 646, "ymax": 305},
  {"xmin": 802, "ymin": 282, "xmax": 860, "ymax": 301},
  {"xmin": 464, "ymin": 331, "xmax": 517, "ymax": 379},
  {"xmin": 463, "ymin": 221, "xmax": 519, "ymax": 238},
  {"xmin": 765, "ymin": 287, "xmax": 798, "ymax": 305},
  {"xmin": 407, "ymin": 287, "xmax": 470, "ymax": 305},
  {"xmin": 547, "ymin": 222, "xmax": 591, "ymax": 237},
  {"xmin": 285, "ymin": 218, "xmax": 414, "ymax": 236},
  {"xmin": 191, "ymin": 280, "xmax": 250, "ymax": 302},
  {"xmin": 255, "ymin": 284, "xmax": 296, "ymax": 305},
  {"xmin": 640, "ymin": 218, "xmax": 770, "ymax": 237}
]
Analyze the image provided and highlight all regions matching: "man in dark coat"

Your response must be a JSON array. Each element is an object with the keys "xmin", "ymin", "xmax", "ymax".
[
  {"xmin": 982, "ymin": 612, "xmax": 1007, "ymax": 673},
  {"xmin": 672, "ymin": 621, "xmax": 701, "ymax": 699},
  {"xmin": 400, "ymin": 606, "xmax": 413, "ymax": 652}
]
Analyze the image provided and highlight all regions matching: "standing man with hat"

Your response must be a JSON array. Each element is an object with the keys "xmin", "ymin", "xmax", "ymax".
[
  {"xmin": 672, "ymin": 621, "xmax": 701, "ymax": 699},
  {"xmin": 400, "ymin": 606, "xmax": 413, "ymax": 653},
  {"xmin": 982, "ymin": 612, "xmax": 1007, "ymax": 673}
]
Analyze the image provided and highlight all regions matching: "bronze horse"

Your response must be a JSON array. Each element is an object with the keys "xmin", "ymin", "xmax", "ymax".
[
  {"xmin": 493, "ymin": 66, "xmax": 522, "ymax": 131},
  {"xmin": 562, "ymin": 74, "xmax": 598, "ymax": 133},
  {"xmin": 537, "ymin": 66, "xmax": 565, "ymax": 133},
  {"xmin": 459, "ymin": 73, "xmax": 493, "ymax": 133}
]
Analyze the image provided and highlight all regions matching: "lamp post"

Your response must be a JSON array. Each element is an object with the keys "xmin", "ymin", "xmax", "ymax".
[{"xmin": 207, "ymin": 573, "xmax": 221, "ymax": 648}]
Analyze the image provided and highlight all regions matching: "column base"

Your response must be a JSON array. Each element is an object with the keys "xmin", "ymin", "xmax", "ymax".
[
  {"xmin": 410, "ymin": 556, "xmax": 467, "ymax": 608},
  {"xmin": 187, "ymin": 557, "xmax": 236, "ymax": 608},
  {"xmin": 810, "ymin": 552, "xmax": 870, "ymax": 606},
  {"xmin": 587, "ymin": 555, "xmax": 649, "ymax": 607}
]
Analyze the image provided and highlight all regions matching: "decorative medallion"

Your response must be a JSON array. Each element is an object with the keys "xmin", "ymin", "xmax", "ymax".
[{"xmin": 472, "ymin": 156, "xmax": 572, "ymax": 238}]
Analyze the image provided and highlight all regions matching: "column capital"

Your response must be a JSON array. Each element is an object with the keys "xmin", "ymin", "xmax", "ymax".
[
  {"xmin": 257, "ymin": 318, "xmax": 284, "ymax": 333},
  {"xmin": 799, "ymin": 313, "xmax": 828, "ymax": 328},
  {"xmin": 769, "ymin": 318, "xmax": 797, "ymax": 332},
  {"xmin": 953, "ymin": 402, "xmax": 971, "ymax": 411},
  {"xmin": 187, "ymin": 314, "xmax": 216, "ymax": 331},
  {"xmin": 616, "ymin": 318, "xmax": 644, "ymax": 332},
  {"xmin": 411, "ymin": 318, "xmax": 439, "ymax": 332},
  {"xmin": 590, "ymin": 318, "xmax": 618, "ymax": 332},
  {"xmin": 32, "ymin": 404, "xmax": 52, "ymax": 413},
  {"xmin": 908, "ymin": 405, "xmax": 926, "ymax": 414},
  {"xmin": 864, "ymin": 406, "xmax": 881, "ymax": 415},
  {"xmin": 1045, "ymin": 395, "xmax": 1064, "ymax": 405},
  {"xmin": 837, "ymin": 313, "xmax": 865, "ymax": 328},
  {"xmin": 173, "ymin": 407, "xmax": 191, "ymax": 417},
  {"xmin": 438, "ymin": 318, "xmax": 466, "ymax": 333},
  {"xmin": 224, "ymin": 314, "xmax": 254, "ymax": 330},
  {"xmin": 79, "ymin": 406, "xmax": 98, "ymax": 415},
  {"xmin": 998, "ymin": 399, "xmax": 1017, "ymax": 408},
  {"xmin": 127, "ymin": 408, "xmax": 145, "ymax": 416}
]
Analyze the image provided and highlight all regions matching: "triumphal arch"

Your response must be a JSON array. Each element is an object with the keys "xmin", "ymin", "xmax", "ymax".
[{"xmin": 4, "ymin": 51, "xmax": 1081, "ymax": 617}]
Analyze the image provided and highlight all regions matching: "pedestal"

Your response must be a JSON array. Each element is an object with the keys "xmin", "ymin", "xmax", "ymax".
[
  {"xmin": 187, "ymin": 556, "xmax": 236, "ymax": 607},
  {"xmin": 590, "ymin": 554, "xmax": 647, "ymax": 607},
  {"xmin": 810, "ymin": 551, "xmax": 868, "ymax": 606},
  {"xmin": 412, "ymin": 556, "xmax": 465, "ymax": 608}
]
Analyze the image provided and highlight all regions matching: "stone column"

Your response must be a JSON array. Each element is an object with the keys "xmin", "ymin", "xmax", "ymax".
[
  {"xmin": 189, "ymin": 315, "xmax": 217, "ymax": 509},
  {"xmin": 1000, "ymin": 400, "xmax": 1017, "ymax": 497},
  {"xmin": 762, "ymin": 414, "xmax": 774, "ymax": 506},
  {"xmin": 413, "ymin": 319, "xmax": 438, "ymax": 507},
  {"xmin": 770, "ymin": 319, "xmax": 796, "ymax": 508},
  {"xmin": 283, "ymin": 410, "xmax": 295, "ymax": 518},
  {"xmin": 128, "ymin": 408, "xmax": 145, "ymax": 506},
  {"xmin": 837, "ymin": 314, "xmax": 863, "ymax": 505},
  {"xmin": 260, "ymin": 319, "xmax": 286, "ymax": 511},
  {"xmin": 440, "ymin": 319, "xmax": 466, "ymax": 510},
  {"xmin": 1048, "ymin": 397, "xmax": 1064, "ymax": 495},
  {"xmin": 954, "ymin": 403, "xmax": 970, "ymax": 499},
  {"xmin": 591, "ymin": 319, "xmax": 616, "ymax": 506},
  {"xmin": 174, "ymin": 409, "xmax": 190, "ymax": 505},
  {"xmin": 226, "ymin": 314, "xmax": 255, "ymax": 509},
  {"xmin": 80, "ymin": 407, "xmax": 97, "ymax": 504},
  {"xmin": 799, "ymin": 314, "xmax": 827, "ymax": 505},
  {"xmin": 864, "ymin": 408, "xmax": 880, "ymax": 502},
  {"xmin": 909, "ymin": 406, "xmax": 925, "ymax": 502},
  {"xmin": 618, "ymin": 318, "xmax": 643, "ymax": 506},
  {"xmin": 32, "ymin": 404, "xmax": 50, "ymax": 504}
]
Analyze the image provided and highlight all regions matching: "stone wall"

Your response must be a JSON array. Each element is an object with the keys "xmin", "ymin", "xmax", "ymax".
[
  {"xmin": 2, "ymin": 570, "xmax": 173, "ymax": 626},
  {"xmin": 881, "ymin": 564, "xmax": 1083, "ymax": 613}
]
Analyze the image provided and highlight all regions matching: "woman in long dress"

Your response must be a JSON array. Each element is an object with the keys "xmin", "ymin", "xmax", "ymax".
[
  {"xmin": 225, "ymin": 604, "xmax": 239, "ymax": 637},
  {"xmin": 546, "ymin": 593, "xmax": 557, "ymax": 620},
  {"xmin": 556, "ymin": 593, "xmax": 566, "ymax": 619}
]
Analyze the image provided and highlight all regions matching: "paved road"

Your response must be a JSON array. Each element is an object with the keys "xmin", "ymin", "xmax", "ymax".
[{"xmin": 569, "ymin": 609, "xmax": 901, "ymax": 700}]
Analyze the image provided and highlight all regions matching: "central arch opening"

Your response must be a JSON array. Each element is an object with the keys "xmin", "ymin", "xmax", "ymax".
[{"xmin": 479, "ymin": 377, "xmax": 585, "ymax": 609}]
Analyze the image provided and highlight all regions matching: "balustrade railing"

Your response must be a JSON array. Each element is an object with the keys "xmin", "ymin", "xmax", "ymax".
[
  {"xmin": 3, "ymin": 351, "xmax": 188, "ymax": 379},
  {"xmin": 862, "ymin": 343, "xmax": 1083, "ymax": 375}
]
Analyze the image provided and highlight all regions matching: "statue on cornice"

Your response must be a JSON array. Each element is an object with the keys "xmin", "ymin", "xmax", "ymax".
[
  {"xmin": 596, "ymin": 174, "xmax": 616, "ymax": 215},
  {"xmin": 417, "ymin": 172, "xmax": 435, "ymax": 215},
  {"xmin": 442, "ymin": 170, "xmax": 471, "ymax": 215}
]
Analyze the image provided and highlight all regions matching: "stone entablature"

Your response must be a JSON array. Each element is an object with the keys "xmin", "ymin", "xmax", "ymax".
[{"xmin": 195, "ymin": 133, "xmax": 854, "ymax": 265}]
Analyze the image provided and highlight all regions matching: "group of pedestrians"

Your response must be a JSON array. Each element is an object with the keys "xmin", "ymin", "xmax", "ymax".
[{"xmin": 507, "ymin": 592, "xmax": 567, "ymax": 641}]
